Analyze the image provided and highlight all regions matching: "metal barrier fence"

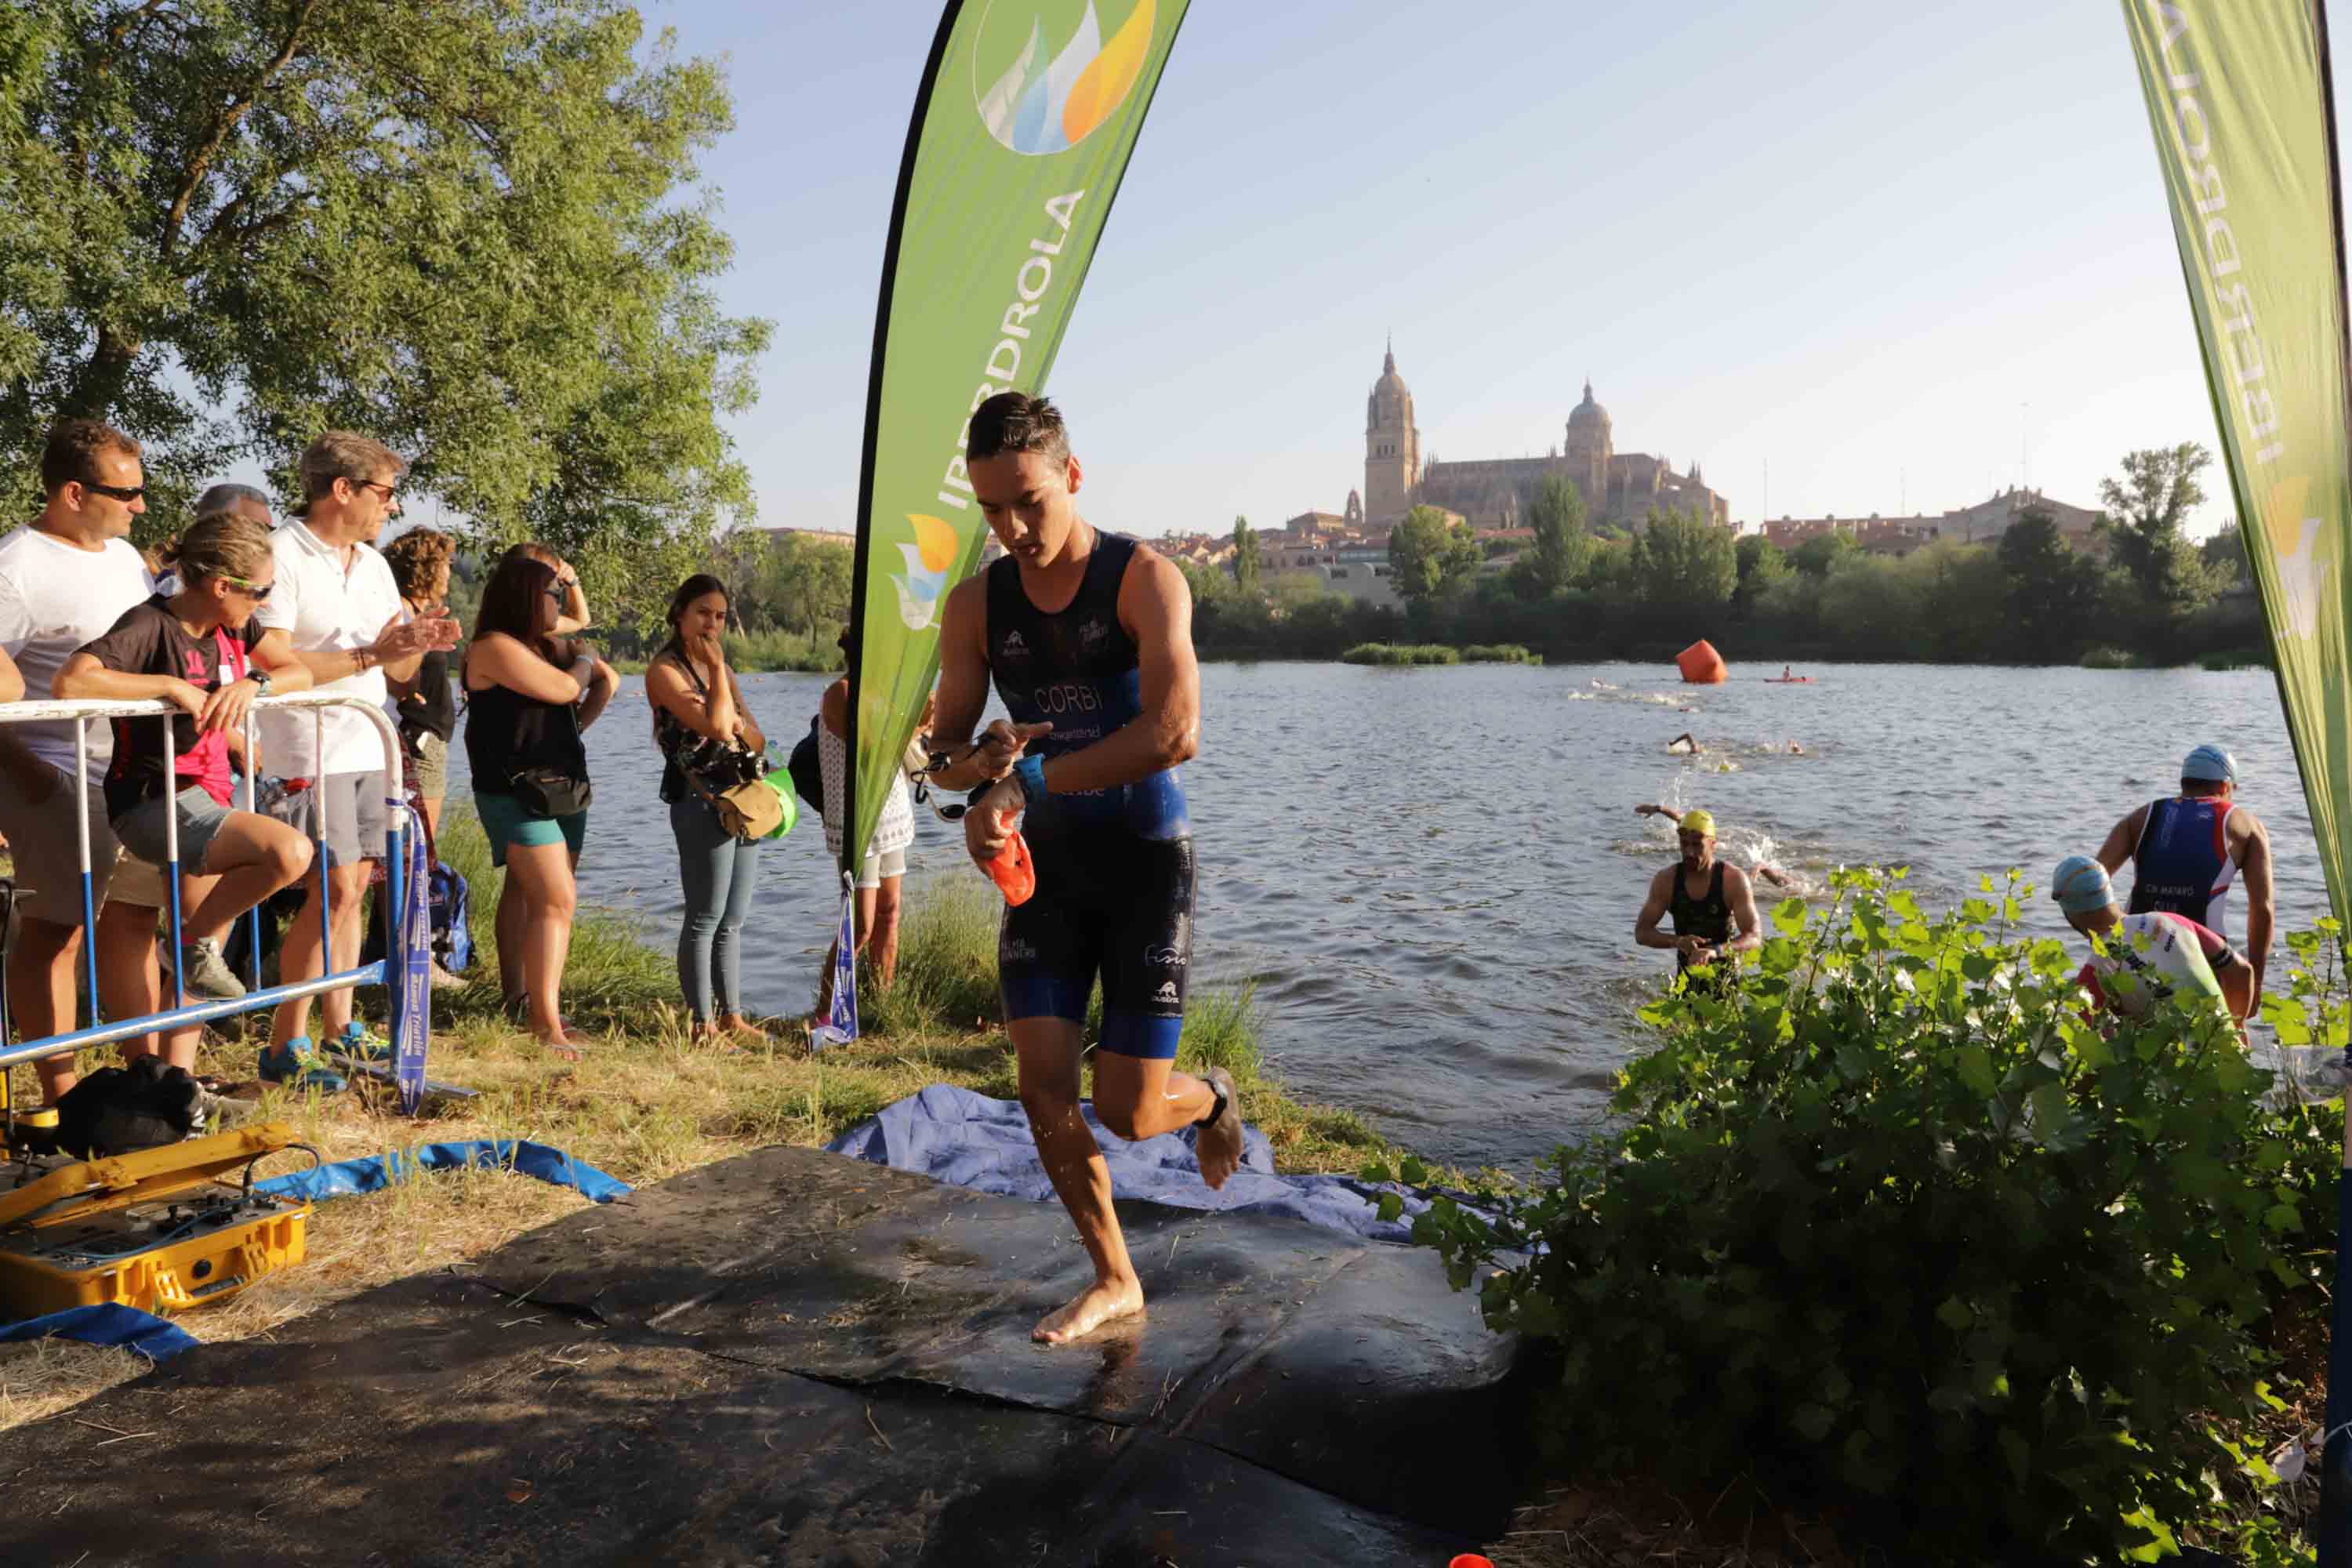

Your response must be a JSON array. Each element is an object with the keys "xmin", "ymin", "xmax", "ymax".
[{"xmin": 0, "ymin": 692, "xmax": 420, "ymax": 1102}]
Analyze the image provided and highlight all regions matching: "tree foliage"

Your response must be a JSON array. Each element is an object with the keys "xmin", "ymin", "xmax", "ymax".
[
  {"xmin": 1733, "ymin": 533, "xmax": 1791, "ymax": 609},
  {"xmin": 1791, "ymin": 529, "xmax": 1859, "ymax": 579},
  {"xmin": 1, "ymin": 0, "xmax": 770, "ymax": 619},
  {"xmin": 1998, "ymin": 509, "xmax": 2102, "ymax": 653},
  {"xmin": 1632, "ymin": 507, "xmax": 1736, "ymax": 607},
  {"xmin": 1381, "ymin": 870, "xmax": 2338, "ymax": 1565},
  {"xmin": 2100, "ymin": 443, "xmax": 2218, "ymax": 622},
  {"xmin": 1385, "ymin": 504, "xmax": 1479, "ymax": 605},
  {"xmin": 1230, "ymin": 515, "xmax": 1260, "ymax": 591},
  {"xmin": 1505, "ymin": 473, "xmax": 1589, "ymax": 599}
]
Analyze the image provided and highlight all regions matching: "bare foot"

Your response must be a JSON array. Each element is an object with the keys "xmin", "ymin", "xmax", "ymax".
[
  {"xmin": 1033, "ymin": 1276, "xmax": 1145, "ymax": 1345},
  {"xmin": 1196, "ymin": 1067, "xmax": 1245, "ymax": 1190},
  {"xmin": 536, "ymin": 1029, "xmax": 590, "ymax": 1062},
  {"xmin": 720, "ymin": 1013, "xmax": 768, "ymax": 1044}
]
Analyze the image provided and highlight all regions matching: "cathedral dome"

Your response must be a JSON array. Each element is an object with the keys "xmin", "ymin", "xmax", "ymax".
[
  {"xmin": 1568, "ymin": 379, "xmax": 1610, "ymax": 430},
  {"xmin": 1367, "ymin": 340, "xmax": 1413, "ymax": 430}
]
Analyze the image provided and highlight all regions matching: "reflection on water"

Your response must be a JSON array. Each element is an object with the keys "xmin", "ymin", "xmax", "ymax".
[{"xmin": 448, "ymin": 662, "xmax": 2322, "ymax": 1170}]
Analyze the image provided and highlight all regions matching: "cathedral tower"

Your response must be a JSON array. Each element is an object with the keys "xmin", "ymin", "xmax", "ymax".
[
  {"xmin": 1364, "ymin": 338, "xmax": 1421, "ymax": 524},
  {"xmin": 1563, "ymin": 379, "xmax": 1612, "ymax": 510}
]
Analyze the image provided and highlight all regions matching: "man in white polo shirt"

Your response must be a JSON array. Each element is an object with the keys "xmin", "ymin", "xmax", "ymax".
[
  {"xmin": 256, "ymin": 431, "xmax": 456, "ymax": 1087},
  {"xmin": 0, "ymin": 420, "xmax": 179, "ymax": 1103}
]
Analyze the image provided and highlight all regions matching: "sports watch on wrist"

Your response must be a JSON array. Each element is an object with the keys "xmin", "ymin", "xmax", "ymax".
[{"xmin": 243, "ymin": 670, "xmax": 273, "ymax": 697}]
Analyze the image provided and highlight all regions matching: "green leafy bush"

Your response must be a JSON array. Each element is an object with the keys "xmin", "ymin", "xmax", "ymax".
[
  {"xmin": 1340, "ymin": 641, "xmax": 1461, "ymax": 666},
  {"xmin": 1380, "ymin": 869, "xmax": 2339, "ymax": 1563}
]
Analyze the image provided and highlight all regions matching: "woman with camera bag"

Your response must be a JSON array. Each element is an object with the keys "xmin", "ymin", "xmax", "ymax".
[
  {"xmin": 647, "ymin": 574, "xmax": 775, "ymax": 1045},
  {"xmin": 463, "ymin": 550, "xmax": 615, "ymax": 1059}
]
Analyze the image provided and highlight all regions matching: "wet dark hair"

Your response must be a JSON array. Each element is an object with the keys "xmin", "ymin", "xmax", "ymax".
[
  {"xmin": 659, "ymin": 573, "xmax": 729, "ymax": 663},
  {"xmin": 471, "ymin": 554, "xmax": 560, "ymax": 664},
  {"xmin": 966, "ymin": 392, "xmax": 1069, "ymax": 464}
]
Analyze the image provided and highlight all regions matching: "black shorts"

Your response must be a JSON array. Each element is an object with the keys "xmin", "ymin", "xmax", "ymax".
[{"xmin": 999, "ymin": 834, "xmax": 1193, "ymax": 1058}]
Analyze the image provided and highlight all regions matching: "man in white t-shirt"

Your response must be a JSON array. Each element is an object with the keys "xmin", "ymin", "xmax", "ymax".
[
  {"xmin": 0, "ymin": 420, "xmax": 180, "ymax": 1103},
  {"xmin": 254, "ymin": 431, "xmax": 456, "ymax": 1086}
]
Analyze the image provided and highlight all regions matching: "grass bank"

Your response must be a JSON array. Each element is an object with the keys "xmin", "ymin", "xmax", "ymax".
[{"xmin": 0, "ymin": 811, "xmax": 1392, "ymax": 1430}]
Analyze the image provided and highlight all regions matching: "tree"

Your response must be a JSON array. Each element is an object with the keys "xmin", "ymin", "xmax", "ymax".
[
  {"xmin": 2201, "ymin": 522, "xmax": 2252, "ymax": 586},
  {"xmin": 1634, "ymin": 509, "xmax": 1736, "ymax": 608},
  {"xmin": 1386, "ymin": 506, "xmax": 1480, "ymax": 605},
  {"xmin": 1791, "ymin": 530, "xmax": 1859, "ymax": 579},
  {"xmin": 1733, "ymin": 535, "xmax": 1791, "ymax": 609},
  {"xmin": 1508, "ymin": 474, "xmax": 1590, "ymax": 600},
  {"xmin": 1232, "ymin": 516, "xmax": 1261, "ymax": 592},
  {"xmin": 1998, "ymin": 509, "xmax": 2101, "ymax": 660},
  {"xmin": 2, "ymin": 0, "xmax": 769, "ymax": 618},
  {"xmin": 2100, "ymin": 443, "xmax": 2216, "ymax": 619}
]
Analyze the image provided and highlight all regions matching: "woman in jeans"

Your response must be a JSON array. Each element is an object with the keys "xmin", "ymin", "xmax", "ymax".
[
  {"xmin": 463, "ymin": 551, "xmax": 617, "ymax": 1058},
  {"xmin": 645, "ymin": 574, "xmax": 769, "ymax": 1044}
]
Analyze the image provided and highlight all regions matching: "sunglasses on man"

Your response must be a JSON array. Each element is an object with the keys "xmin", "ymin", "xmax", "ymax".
[{"xmin": 79, "ymin": 480, "xmax": 144, "ymax": 503}]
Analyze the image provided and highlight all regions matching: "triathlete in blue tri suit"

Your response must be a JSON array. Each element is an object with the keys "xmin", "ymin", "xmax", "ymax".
[
  {"xmin": 2093, "ymin": 744, "xmax": 2274, "ymax": 1018},
  {"xmin": 925, "ymin": 392, "xmax": 1245, "ymax": 1347}
]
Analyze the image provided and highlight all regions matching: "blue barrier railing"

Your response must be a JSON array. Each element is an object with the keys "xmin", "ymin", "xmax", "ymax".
[{"xmin": 0, "ymin": 692, "xmax": 415, "ymax": 1096}]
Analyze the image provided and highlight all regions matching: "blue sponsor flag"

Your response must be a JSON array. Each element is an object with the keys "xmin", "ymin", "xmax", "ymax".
[
  {"xmin": 812, "ymin": 880, "xmax": 859, "ymax": 1051},
  {"xmin": 390, "ymin": 809, "xmax": 434, "ymax": 1113}
]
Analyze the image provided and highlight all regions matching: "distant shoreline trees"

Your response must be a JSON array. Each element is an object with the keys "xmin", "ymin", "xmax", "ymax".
[{"xmin": 1181, "ymin": 443, "xmax": 2264, "ymax": 668}]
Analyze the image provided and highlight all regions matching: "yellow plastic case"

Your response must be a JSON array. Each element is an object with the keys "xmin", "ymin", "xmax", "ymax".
[{"xmin": 0, "ymin": 1123, "xmax": 310, "ymax": 1316}]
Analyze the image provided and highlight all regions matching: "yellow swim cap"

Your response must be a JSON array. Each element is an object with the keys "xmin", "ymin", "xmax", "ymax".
[{"xmin": 1679, "ymin": 809, "xmax": 1716, "ymax": 837}]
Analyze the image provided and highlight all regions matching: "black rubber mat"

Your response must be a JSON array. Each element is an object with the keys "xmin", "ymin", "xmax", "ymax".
[{"xmin": 5, "ymin": 1145, "xmax": 1525, "ymax": 1563}]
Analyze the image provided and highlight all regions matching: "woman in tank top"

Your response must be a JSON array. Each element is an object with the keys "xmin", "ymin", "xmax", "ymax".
[
  {"xmin": 463, "ymin": 550, "xmax": 616, "ymax": 1058},
  {"xmin": 645, "ymin": 574, "xmax": 771, "ymax": 1046}
]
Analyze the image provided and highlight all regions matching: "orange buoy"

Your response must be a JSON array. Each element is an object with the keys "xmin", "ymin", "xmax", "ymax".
[
  {"xmin": 1675, "ymin": 639, "xmax": 1728, "ymax": 684},
  {"xmin": 985, "ymin": 825, "xmax": 1036, "ymax": 906}
]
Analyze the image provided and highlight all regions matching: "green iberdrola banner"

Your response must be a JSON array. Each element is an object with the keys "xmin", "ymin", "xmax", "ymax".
[
  {"xmin": 2121, "ymin": 5, "xmax": 2352, "ymax": 1558},
  {"xmin": 2121, "ymin": 0, "xmax": 2352, "ymax": 916},
  {"xmin": 843, "ymin": 0, "xmax": 1192, "ymax": 874}
]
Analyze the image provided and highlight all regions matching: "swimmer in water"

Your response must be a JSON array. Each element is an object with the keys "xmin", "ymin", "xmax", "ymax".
[
  {"xmin": 1667, "ymin": 732, "xmax": 1700, "ymax": 755},
  {"xmin": 1635, "ymin": 804, "xmax": 1791, "ymax": 887}
]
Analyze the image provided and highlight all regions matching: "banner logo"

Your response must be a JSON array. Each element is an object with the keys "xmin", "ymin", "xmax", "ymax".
[
  {"xmin": 893, "ymin": 513, "xmax": 960, "ymax": 630},
  {"xmin": 975, "ymin": 0, "xmax": 1156, "ymax": 156}
]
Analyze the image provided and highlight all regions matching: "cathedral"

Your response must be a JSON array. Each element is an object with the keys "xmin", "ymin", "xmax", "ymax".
[{"xmin": 1363, "ymin": 343, "xmax": 1729, "ymax": 532}]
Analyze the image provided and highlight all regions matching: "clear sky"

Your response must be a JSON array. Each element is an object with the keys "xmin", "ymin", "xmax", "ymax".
[{"xmin": 669, "ymin": 0, "xmax": 2302, "ymax": 540}]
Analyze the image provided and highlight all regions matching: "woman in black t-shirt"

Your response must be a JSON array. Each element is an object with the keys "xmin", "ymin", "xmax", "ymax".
[{"xmin": 57, "ymin": 513, "xmax": 318, "ymax": 1010}]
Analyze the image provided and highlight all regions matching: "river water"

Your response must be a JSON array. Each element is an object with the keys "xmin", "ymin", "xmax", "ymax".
[{"xmin": 445, "ymin": 662, "xmax": 2325, "ymax": 1170}]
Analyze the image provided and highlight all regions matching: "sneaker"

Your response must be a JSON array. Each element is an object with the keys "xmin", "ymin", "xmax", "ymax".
[
  {"xmin": 257, "ymin": 1038, "xmax": 345, "ymax": 1093},
  {"xmin": 180, "ymin": 937, "xmax": 247, "ymax": 1000},
  {"xmin": 332, "ymin": 1022, "xmax": 392, "ymax": 1063}
]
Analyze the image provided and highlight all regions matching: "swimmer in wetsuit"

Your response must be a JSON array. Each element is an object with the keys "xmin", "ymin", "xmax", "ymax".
[
  {"xmin": 1635, "ymin": 808, "xmax": 1763, "ymax": 978},
  {"xmin": 925, "ymin": 392, "xmax": 1245, "ymax": 1347},
  {"xmin": 2050, "ymin": 855, "xmax": 2244, "ymax": 1025}
]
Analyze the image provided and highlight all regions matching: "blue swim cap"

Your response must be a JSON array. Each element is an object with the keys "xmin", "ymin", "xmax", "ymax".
[
  {"xmin": 2181, "ymin": 744, "xmax": 2238, "ymax": 784},
  {"xmin": 2051, "ymin": 855, "xmax": 2115, "ymax": 915}
]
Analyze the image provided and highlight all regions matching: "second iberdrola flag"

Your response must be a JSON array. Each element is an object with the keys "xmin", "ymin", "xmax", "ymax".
[
  {"xmin": 2120, "ymin": 2, "xmax": 2352, "ymax": 1560},
  {"xmin": 840, "ymin": 0, "xmax": 1192, "ymax": 877}
]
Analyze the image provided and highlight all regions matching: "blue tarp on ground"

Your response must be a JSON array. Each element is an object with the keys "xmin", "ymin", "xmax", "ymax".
[
  {"xmin": 1, "ymin": 1139, "xmax": 629, "ymax": 1364},
  {"xmin": 0, "ymin": 1303, "xmax": 201, "ymax": 1362},
  {"xmin": 824, "ymin": 1083, "xmax": 1450, "ymax": 1244},
  {"xmin": 252, "ymin": 1139, "xmax": 631, "ymax": 1205}
]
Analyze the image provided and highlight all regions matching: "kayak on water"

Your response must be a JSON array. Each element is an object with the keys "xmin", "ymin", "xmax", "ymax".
[{"xmin": 1765, "ymin": 677, "xmax": 1813, "ymax": 684}]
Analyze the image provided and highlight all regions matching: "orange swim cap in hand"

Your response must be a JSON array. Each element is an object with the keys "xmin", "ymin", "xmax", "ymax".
[{"xmin": 986, "ymin": 827, "xmax": 1036, "ymax": 906}]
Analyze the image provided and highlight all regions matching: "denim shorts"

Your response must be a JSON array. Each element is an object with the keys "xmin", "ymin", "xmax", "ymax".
[
  {"xmin": 112, "ymin": 786, "xmax": 238, "ymax": 874},
  {"xmin": 474, "ymin": 789, "xmax": 587, "ymax": 868}
]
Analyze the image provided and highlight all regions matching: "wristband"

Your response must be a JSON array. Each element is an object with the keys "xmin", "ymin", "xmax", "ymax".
[{"xmin": 1013, "ymin": 754, "xmax": 1047, "ymax": 807}]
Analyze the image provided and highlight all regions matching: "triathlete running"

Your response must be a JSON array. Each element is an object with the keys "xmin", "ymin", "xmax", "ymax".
[
  {"xmin": 1635, "ymin": 808, "xmax": 1763, "ymax": 978},
  {"xmin": 926, "ymin": 392, "xmax": 1243, "ymax": 1346},
  {"xmin": 2092, "ymin": 743, "xmax": 2273, "ymax": 1018}
]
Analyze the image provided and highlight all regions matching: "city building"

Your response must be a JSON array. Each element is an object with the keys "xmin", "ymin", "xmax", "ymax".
[
  {"xmin": 1754, "ymin": 486, "xmax": 2103, "ymax": 558},
  {"xmin": 1362, "ymin": 342, "xmax": 1730, "ymax": 532}
]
